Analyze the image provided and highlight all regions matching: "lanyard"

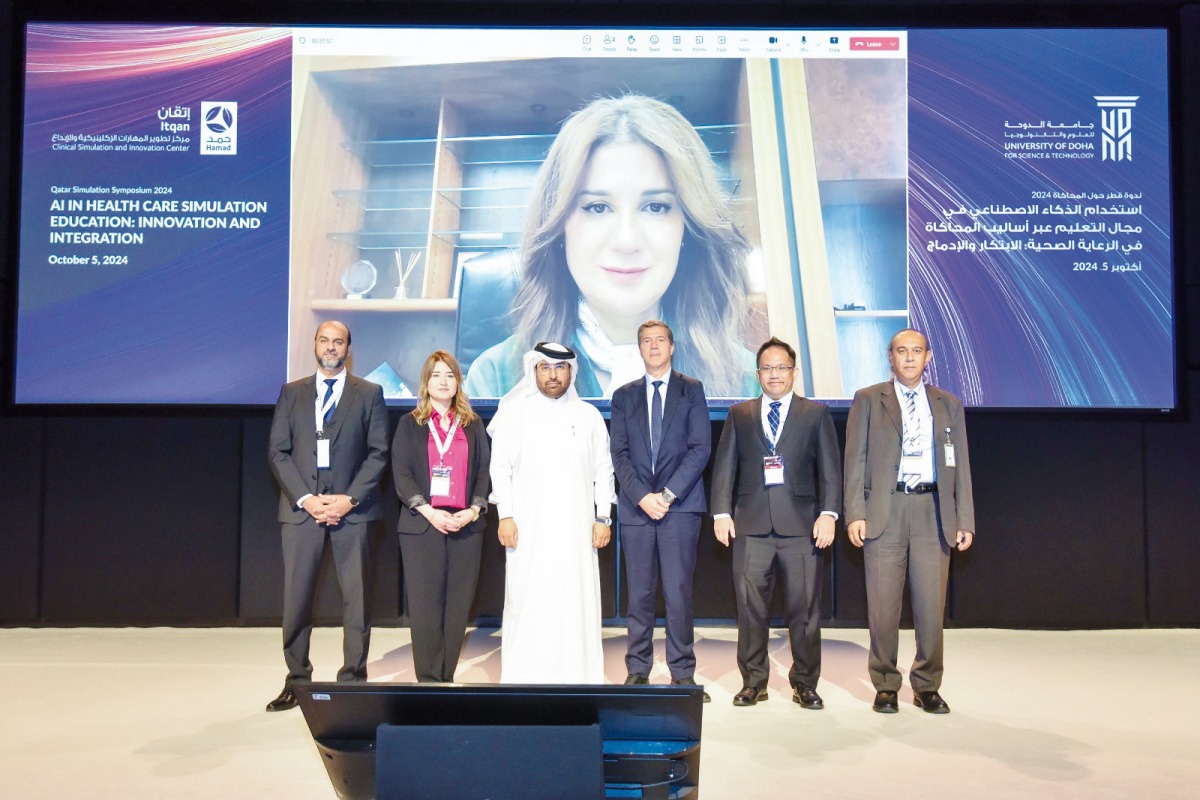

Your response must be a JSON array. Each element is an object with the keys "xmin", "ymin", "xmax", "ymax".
[{"xmin": 429, "ymin": 414, "xmax": 459, "ymax": 465}]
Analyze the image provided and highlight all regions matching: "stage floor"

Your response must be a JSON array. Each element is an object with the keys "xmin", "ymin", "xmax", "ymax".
[{"xmin": 1, "ymin": 626, "xmax": 1197, "ymax": 798}]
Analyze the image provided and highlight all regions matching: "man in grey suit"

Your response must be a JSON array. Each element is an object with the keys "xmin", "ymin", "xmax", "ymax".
[
  {"xmin": 844, "ymin": 328, "xmax": 975, "ymax": 714},
  {"xmin": 711, "ymin": 338, "xmax": 841, "ymax": 709},
  {"xmin": 265, "ymin": 320, "xmax": 389, "ymax": 711}
]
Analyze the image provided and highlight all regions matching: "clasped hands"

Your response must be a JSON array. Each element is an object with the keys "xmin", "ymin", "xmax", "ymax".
[
  {"xmin": 420, "ymin": 504, "xmax": 477, "ymax": 535},
  {"xmin": 638, "ymin": 492, "xmax": 671, "ymax": 521},
  {"xmin": 302, "ymin": 494, "xmax": 354, "ymax": 526}
]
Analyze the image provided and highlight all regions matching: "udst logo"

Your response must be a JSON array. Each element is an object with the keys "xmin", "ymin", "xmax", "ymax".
[
  {"xmin": 1095, "ymin": 96, "xmax": 1137, "ymax": 162},
  {"xmin": 200, "ymin": 101, "xmax": 238, "ymax": 155}
]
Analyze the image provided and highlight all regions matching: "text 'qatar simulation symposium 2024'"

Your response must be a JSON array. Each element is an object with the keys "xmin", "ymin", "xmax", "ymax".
[{"xmin": 13, "ymin": 25, "xmax": 1172, "ymax": 410}]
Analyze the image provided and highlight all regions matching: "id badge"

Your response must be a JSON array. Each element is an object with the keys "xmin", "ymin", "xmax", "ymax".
[
  {"xmin": 763, "ymin": 455, "xmax": 785, "ymax": 486},
  {"xmin": 431, "ymin": 465, "xmax": 452, "ymax": 497},
  {"xmin": 944, "ymin": 443, "xmax": 957, "ymax": 468},
  {"xmin": 316, "ymin": 435, "xmax": 331, "ymax": 469},
  {"xmin": 900, "ymin": 454, "xmax": 924, "ymax": 476}
]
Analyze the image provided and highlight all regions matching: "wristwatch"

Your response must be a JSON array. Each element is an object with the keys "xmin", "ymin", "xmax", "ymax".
[
  {"xmin": 660, "ymin": 488, "xmax": 676, "ymax": 505},
  {"xmin": 595, "ymin": 515, "xmax": 613, "ymax": 526},
  {"xmin": 347, "ymin": 496, "xmax": 359, "ymax": 508}
]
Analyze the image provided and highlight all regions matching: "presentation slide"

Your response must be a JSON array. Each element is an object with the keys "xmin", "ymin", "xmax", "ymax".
[{"xmin": 12, "ymin": 24, "xmax": 1173, "ymax": 408}]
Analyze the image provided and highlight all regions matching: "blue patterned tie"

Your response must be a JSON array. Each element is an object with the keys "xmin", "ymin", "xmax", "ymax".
[
  {"xmin": 902, "ymin": 389, "xmax": 921, "ymax": 489},
  {"xmin": 650, "ymin": 380, "xmax": 664, "ymax": 469},
  {"xmin": 768, "ymin": 400, "xmax": 781, "ymax": 442},
  {"xmin": 322, "ymin": 378, "xmax": 337, "ymax": 427}
]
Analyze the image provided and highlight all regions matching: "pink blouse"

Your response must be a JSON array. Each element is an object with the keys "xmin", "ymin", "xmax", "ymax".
[{"xmin": 427, "ymin": 409, "xmax": 469, "ymax": 509}]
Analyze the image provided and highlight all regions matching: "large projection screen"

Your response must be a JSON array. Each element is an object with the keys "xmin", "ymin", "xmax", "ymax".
[{"xmin": 12, "ymin": 24, "xmax": 1174, "ymax": 408}]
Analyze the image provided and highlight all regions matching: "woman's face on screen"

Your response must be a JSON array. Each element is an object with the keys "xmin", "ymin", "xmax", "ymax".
[{"xmin": 563, "ymin": 140, "xmax": 685, "ymax": 322}]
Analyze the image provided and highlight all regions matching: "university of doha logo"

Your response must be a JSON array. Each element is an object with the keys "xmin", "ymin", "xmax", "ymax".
[{"xmin": 1094, "ymin": 96, "xmax": 1138, "ymax": 162}]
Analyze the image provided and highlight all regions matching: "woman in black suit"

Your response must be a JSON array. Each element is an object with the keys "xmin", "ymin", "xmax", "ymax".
[{"xmin": 392, "ymin": 350, "xmax": 490, "ymax": 682}]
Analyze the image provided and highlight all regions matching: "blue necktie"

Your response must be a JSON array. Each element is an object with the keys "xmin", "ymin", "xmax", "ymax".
[
  {"xmin": 902, "ymin": 389, "xmax": 921, "ymax": 488},
  {"xmin": 768, "ymin": 400, "xmax": 781, "ymax": 443},
  {"xmin": 650, "ymin": 380, "xmax": 664, "ymax": 469},
  {"xmin": 322, "ymin": 378, "xmax": 337, "ymax": 427}
]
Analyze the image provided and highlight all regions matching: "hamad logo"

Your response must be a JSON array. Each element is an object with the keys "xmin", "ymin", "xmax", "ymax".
[{"xmin": 204, "ymin": 106, "xmax": 235, "ymax": 134}]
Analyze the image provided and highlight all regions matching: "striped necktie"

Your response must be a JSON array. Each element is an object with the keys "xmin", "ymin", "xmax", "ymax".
[
  {"xmin": 902, "ymin": 389, "xmax": 921, "ymax": 488},
  {"xmin": 322, "ymin": 379, "xmax": 337, "ymax": 426},
  {"xmin": 768, "ymin": 400, "xmax": 782, "ymax": 442},
  {"xmin": 903, "ymin": 388, "xmax": 918, "ymax": 423}
]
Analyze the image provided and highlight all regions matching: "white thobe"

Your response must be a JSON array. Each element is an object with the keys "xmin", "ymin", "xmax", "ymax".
[{"xmin": 489, "ymin": 392, "xmax": 615, "ymax": 683}]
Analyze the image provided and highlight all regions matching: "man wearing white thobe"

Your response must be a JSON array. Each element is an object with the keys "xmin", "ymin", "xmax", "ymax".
[{"xmin": 489, "ymin": 342, "xmax": 616, "ymax": 683}]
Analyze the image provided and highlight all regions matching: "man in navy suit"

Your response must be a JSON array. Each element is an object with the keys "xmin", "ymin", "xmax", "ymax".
[
  {"xmin": 265, "ymin": 320, "xmax": 389, "ymax": 712},
  {"xmin": 610, "ymin": 321, "xmax": 712, "ymax": 700},
  {"xmin": 711, "ymin": 338, "xmax": 841, "ymax": 709}
]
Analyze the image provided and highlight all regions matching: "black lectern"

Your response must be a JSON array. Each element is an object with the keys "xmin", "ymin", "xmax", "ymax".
[{"xmin": 295, "ymin": 682, "xmax": 704, "ymax": 799}]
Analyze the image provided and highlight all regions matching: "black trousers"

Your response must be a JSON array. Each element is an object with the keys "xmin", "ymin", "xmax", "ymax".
[
  {"xmin": 731, "ymin": 531, "xmax": 822, "ymax": 690},
  {"xmin": 399, "ymin": 524, "xmax": 483, "ymax": 682},
  {"xmin": 281, "ymin": 517, "xmax": 373, "ymax": 683}
]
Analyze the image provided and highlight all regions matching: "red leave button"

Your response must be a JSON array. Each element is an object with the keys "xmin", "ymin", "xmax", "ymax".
[{"xmin": 850, "ymin": 37, "xmax": 900, "ymax": 51}]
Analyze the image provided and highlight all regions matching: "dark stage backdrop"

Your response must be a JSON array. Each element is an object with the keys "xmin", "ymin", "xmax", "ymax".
[
  {"xmin": 3, "ymin": 396, "xmax": 1200, "ymax": 627},
  {"xmin": 2, "ymin": 0, "xmax": 1199, "ymax": 629}
]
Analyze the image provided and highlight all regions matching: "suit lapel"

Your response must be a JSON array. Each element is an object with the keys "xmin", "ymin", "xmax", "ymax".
[
  {"xmin": 880, "ymin": 382, "xmax": 903, "ymax": 436},
  {"xmin": 772, "ymin": 393, "xmax": 804, "ymax": 453},
  {"xmin": 928, "ymin": 386, "xmax": 950, "ymax": 443},
  {"xmin": 295, "ymin": 376, "xmax": 319, "ymax": 451},
  {"xmin": 750, "ymin": 396, "xmax": 773, "ymax": 453},
  {"xmin": 324, "ymin": 377, "xmax": 356, "ymax": 443},
  {"xmin": 658, "ymin": 372, "xmax": 685, "ymax": 441},
  {"xmin": 416, "ymin": 417, "xmax": 432, "ymax": 481},
  {"xmin": 631, "ymin": 379, "xmax": 652, "ymax": 457}
]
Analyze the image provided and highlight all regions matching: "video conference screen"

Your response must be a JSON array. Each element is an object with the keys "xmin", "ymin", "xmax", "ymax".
[{"xmin": 13, "ymin": 24, "xmax": 1174, "ymax": 408}]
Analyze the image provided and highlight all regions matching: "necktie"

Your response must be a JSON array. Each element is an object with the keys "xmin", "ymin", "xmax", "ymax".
[
  {"xmin": 322, "ymin": 379, "xmax": 337, "ymax": 427},
  {"xmin": 650, "ymin": 380, "xmax": 664, "ymax": 469},
  {"xmin": 768, "ymin": 400, "xmax": 781, "ymax": 443},
  {"xmin": 902, "ymin": 389, "xmax": 921, "ymax": 488}
]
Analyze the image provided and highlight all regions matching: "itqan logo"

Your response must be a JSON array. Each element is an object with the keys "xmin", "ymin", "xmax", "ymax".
[
  {"xmin": 200, "ymin": 101, "xmax": 238, "ymax": 156},
  {"xmin": 1094, "ymin": 96, "xmax": 1138, "ymax": 162}
]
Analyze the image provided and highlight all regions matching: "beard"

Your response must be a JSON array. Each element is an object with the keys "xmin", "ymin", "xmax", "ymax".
[{"xmin": 318, "ymin": 354, "xmax": 344, "ymax": 371}]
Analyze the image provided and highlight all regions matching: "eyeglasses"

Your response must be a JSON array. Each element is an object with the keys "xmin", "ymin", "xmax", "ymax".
[
  {"xmin": 535, "ymin": 362, "xmax": 571, "ymax": 375},
  {"xmin": 756, "ymin": 365, "xmax": 795, "ymax": 375}
]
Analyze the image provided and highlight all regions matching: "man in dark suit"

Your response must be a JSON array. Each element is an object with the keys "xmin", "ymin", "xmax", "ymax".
[
  {"xmin": 844, "ymin": 328, "xmax": 975, "ymax": 714},
  {"xmin": 265, "ymin": 320, "xmax": 389, "ymax": 711},
  {"xmin": 610, "ymin": 321, "xmax": 712, "ymax": 700},
  {"xmin": 711, "ymin": 338, "xmax": 841, "ymax": 709}
]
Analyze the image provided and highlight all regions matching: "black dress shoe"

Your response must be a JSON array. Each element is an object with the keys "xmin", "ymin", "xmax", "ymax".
[
  {"xmin": 913, "ymin": 690, "xmax": 950, "ymax": 714},
  {"xmin": 265, "ymin": 686, "xmax": 297, "ymax": 712},
  {"xmin": 624, "ymin": 673, "xmax": 650, "ymax": 685},
  {"xmin": 872, "ymin": 690, "xmax": 899, "ymax": 713},
  {"xmin": 671, "ymin": 677, "xmax": 711, "ymax": 703},
  {"xmin": 732, "ymin": 685, "xmax": 768, "ymax": 706},
  {"xmin": 792, "ymin": 685, "xmax": 824, "ymax": 710}
]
